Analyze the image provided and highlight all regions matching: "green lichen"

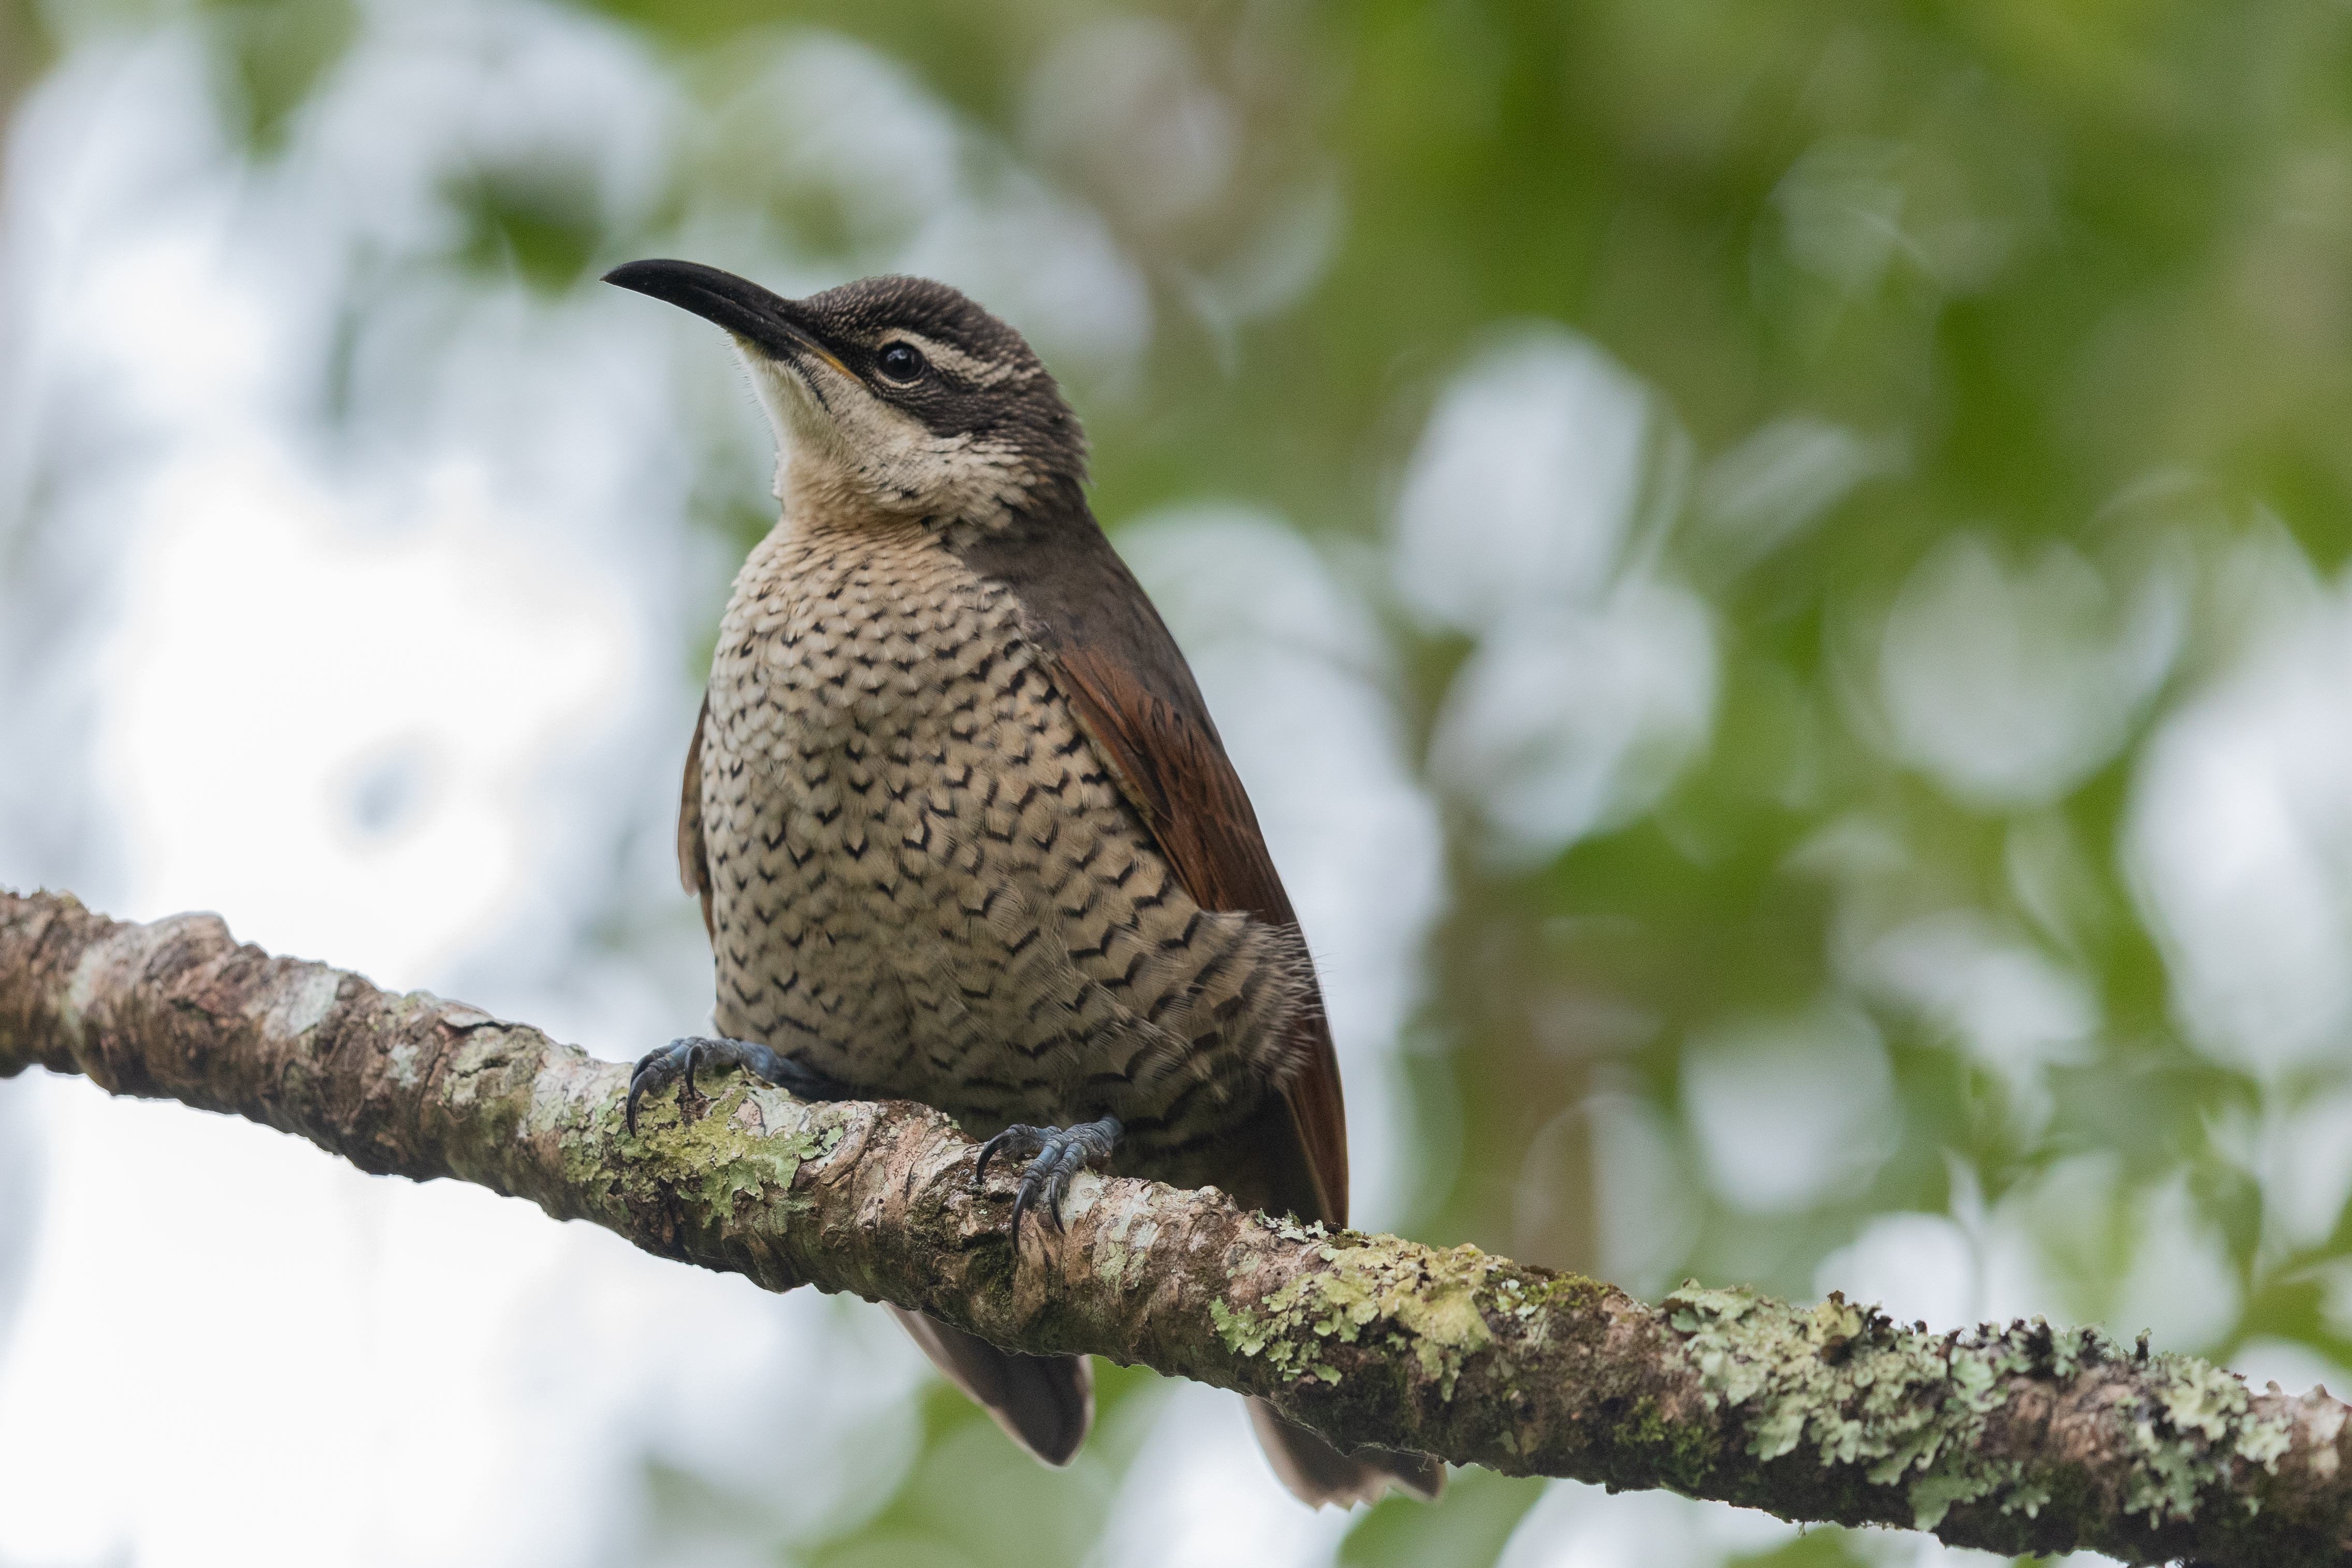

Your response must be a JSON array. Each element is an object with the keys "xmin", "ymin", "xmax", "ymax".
[
  {"xmin": 1090, "ymin": 1199, "xmax": 1162, "ymax": 1294},
  {"xmin": 1663, "ymin": 1283, "xmax": 2287, "ymax": 1536},
  {"xmin": 1665, "ymin": 1282, "xmax": 2082, "ymax": 1528},
  {"xmin": 2125, "ymin": 1352, "xmax": 2296, "ymax": 1522},
  {"xmin": 1210, "ymin": 1296, "xmax": 1270, "ymax": 1355},
  {"xmin": 598, "ymin": 1082, "xmax": 837, "ymax": 1227},
  {"xmin": 2160, "ymin": 1354, "xmax": 2247, "ymax": 1442},
  {"xmin": 2236, "ymin": 1405, "xmax": 2296, "ymax": 1471},
  {"xmin": 1218, "ymin": 1232, "xmax": 1500, "ymax": 1398},
  {"xmin": 1482, "ymin": 1269, "xmax": 1602, "ymax": 1353}
]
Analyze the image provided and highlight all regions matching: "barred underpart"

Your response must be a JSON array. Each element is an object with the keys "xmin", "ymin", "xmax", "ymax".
[{"xmin": 702, "ymin": 512, "xmax": 1309, "ymax": 1159}]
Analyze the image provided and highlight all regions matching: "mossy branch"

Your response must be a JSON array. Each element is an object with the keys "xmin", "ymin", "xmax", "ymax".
[{"xmin": 2, "ymin": 887, "xmax": 2345, "ymax": 1563}]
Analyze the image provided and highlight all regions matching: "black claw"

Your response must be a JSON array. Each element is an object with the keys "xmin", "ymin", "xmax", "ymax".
[
  {"xmin": 625, "ymin": 1038, "xmax": 698, "ymax": 1136},
  {"xmin": 973, "ymin": 1125, "xmax": 1042, "ymax": 1188},
  {"xmin": 623, "ymin": 1035, "xmax": 853, "ymax": 1134},
  {"xmin": 1010, "ymin": 1174, "xmax": 1037, "ymax": 1236},
  {"xmin": 975, "ymin": 1116, "xmax": 1123, "ymax": 1237}
]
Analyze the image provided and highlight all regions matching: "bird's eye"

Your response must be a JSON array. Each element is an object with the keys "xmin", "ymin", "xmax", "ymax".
[{"xmin": 877, "ymin": 342, "xmax": 926, "ymax": 383}]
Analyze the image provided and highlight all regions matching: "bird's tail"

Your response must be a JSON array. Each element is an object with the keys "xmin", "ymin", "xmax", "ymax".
[
  {"xmin": 887, "ymin": 1305, "xmax": 1094, "ymax": 1465},
  {"xmin": 888, "ymin": 1305, "xmax": 1441, "ymax": 1505},
  {"xmin": 1247, "ymin": 1398, "xmax": 1447, "ymax": 1507}
]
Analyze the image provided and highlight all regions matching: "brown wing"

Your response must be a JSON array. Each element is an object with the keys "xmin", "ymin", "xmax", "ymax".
[
  {"xmin": 955, "ymin": 516, "xmax": 1350, "ymax": 1228},
  {"xmin": 679, "ymin": 693, "xmax": 715, "ymax": 938}
]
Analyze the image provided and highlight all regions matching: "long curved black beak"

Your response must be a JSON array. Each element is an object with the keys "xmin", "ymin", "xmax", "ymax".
[{"xmin": 603, "ymin": 259, "xmax": 851, "ymax": 377}]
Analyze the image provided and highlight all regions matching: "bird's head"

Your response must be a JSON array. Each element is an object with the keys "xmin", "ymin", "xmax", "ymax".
[{"xmin": 606, "ymin": 260, "xmax": 1085, "ymax": 530}]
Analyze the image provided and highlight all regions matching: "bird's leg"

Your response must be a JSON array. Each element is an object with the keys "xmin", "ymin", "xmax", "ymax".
[
  {"xmin": 624, "ymin": 1036, "xmax": 856, "ymax": 1134},
  {"xmin": 972, "ymin": 1116, "xmax": 1123, "ymax": 1235}
]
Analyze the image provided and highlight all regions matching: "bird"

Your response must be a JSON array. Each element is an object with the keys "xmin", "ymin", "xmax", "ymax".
[{"xmin": 605, "ymin": 257, "xmax": 1444, "ymax": 1508}]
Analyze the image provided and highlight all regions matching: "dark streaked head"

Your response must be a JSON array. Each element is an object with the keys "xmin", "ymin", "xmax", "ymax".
[{"xmin": 605, "ymin": 260, "xmax": 1085, "ymax": 527}]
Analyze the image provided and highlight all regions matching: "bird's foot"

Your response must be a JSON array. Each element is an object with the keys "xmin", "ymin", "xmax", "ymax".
[
  {"xmin": 972, "ymin": 1116, "xmax": 1123, "ymax": 1234},
  {"xmin": 624, "ymin": 1036, "xmax": 854, "ymax": 1134}
]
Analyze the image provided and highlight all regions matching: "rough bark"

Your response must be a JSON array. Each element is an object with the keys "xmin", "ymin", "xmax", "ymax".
[{"xmin": 2, "ymin": 887, "xmax": 2346, "ymax": 1564}]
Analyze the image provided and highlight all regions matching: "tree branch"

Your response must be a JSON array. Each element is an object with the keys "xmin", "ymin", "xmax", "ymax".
[{"xmin": 1, "ymin": 888, "xmax": 2344, "ymax": 1563}]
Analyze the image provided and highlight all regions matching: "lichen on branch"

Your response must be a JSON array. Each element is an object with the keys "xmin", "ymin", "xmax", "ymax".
[{"xmin": 3, "ymin": 887, "xmax": 2347, "ymax": 1566}]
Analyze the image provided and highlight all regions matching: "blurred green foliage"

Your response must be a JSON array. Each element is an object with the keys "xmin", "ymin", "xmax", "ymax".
[{"xmin": 18, "ymin": 0, "xmax": 2352, "ymax": 1561}]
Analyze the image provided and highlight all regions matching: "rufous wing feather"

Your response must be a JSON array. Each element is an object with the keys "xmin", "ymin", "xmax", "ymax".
[
  {"xmin": 957, "ymin": 506, "xmax": 1351, "ymax": 1232},
  {"xmin": 1028, "ymin": 544, "xmax": 1439, "ymax": 1506},
  {"xmin": 1050, "ymin": 644, "xmax": 1348, "ymax": 1227}
]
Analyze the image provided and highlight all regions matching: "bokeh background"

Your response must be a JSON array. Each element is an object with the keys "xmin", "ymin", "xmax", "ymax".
[{"xmin": 2, "ymin": 2, "xmax": 2348, "ymax": 1564}]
